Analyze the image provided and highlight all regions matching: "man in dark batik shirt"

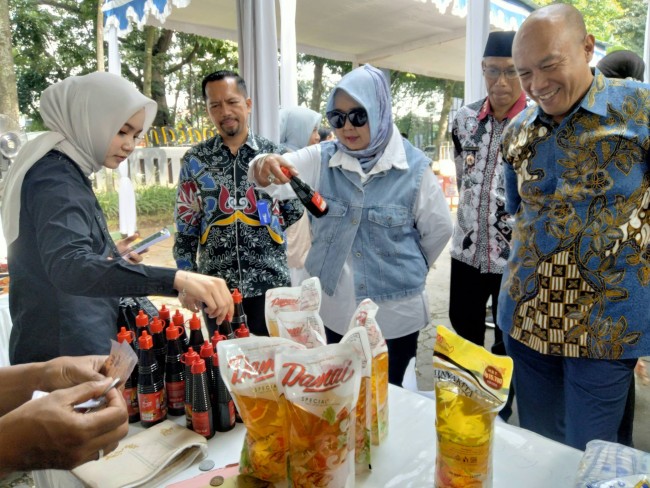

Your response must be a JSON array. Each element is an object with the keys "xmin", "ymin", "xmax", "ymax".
[{"xmin": 174, "ymin": 70, "xmax": 303, "ymax": 336}]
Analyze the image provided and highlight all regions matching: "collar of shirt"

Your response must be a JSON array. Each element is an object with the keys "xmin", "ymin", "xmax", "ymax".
[
  {"xmin": 328, "ymin": 124, "xmax": 408, "ymax": 181},
  {"xmin": 530, "ymin": 70, "xmax": 609, "ymax": 127},
  {"xmin": 214, "ymin": 128, "xmax": 262, "ymax": 154},
  {"xmin": 478, "ymin": 91, "xmax": 528, "ymax": 122}
]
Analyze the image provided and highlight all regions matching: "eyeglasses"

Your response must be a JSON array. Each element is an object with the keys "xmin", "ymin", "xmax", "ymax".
[
  {"xmin": 483, "ymin": 67, "xmax": 519, "ymax": 80},
  {"xmin": 326, "ymin": 108, "xmax": 368, "ymax": 129}
]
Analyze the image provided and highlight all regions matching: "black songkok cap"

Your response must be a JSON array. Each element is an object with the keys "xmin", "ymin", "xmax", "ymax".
[{"xmin": 483, "ymin": 31, "xmax": 516, "ymax": 58}]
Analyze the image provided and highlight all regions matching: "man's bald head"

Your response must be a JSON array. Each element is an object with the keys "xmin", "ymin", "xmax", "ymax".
[{"xmin": 512, "ymin": 4, "xmax": 595, "ymax": 123}]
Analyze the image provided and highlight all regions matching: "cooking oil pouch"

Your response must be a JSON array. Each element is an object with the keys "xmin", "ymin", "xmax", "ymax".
[
  {"xmin": 265, "ymin": 277, "xmax": 322, "ymax": 337},
  {"xmin": 575, "ymin": 439, "xmax": 650, "ymax": 488},
  {"xmin": 341, "ymin": 326, "xmax": 373, "ymax": 472},
  {"xmin": 276, "ymin": 342, "xmax": 361, "ymax": 488},
  {"xmin": 217, "ymin": 336, "xmax": 305, "ymax": 483},
  {"xmin": 348, "ymin": 298, "xmax": 388, "ymax": 445},
  {"xmin": 433, "ymin": 325, "xmax": 513, "ymax": 488},
  {"xmin": 276, "ymin": 309, "xmax": 327, "ymax": 348}
]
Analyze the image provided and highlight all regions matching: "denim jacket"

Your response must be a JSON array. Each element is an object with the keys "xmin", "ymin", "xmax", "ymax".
[{"xmin": 305, "ymin": 140, "xmax": 430, "ymax": 300}]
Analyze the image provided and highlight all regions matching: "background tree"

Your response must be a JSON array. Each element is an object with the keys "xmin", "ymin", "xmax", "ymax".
[{"xmin": 0, "ymin": 0, "xmax": 19, "ymax": 122}]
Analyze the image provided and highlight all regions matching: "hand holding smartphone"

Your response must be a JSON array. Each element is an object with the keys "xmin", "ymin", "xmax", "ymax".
[{"xmin": 120, "ymin": 228, "xmax": 171, "ymax": 258}]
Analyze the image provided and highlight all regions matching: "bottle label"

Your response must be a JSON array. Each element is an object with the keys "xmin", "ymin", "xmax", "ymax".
[
  {"xmin": 228, "ymin": 400, "xmax": 236, "ymax": 425},
  {"xmin": 138, "ymin": 390, "xmax": 166, "ymax": 422},
  {"xmin": 185, "ymin": 404, "xmax": 193, "ymax": 428},
  {"xmin": 123, "ymin": 386, "xmax": 139, "ymax": 416},
  {"xmin": 311, "ymin": 192, "xmax": 327, "ymax": 212},
  {"xmin": 166, "ymin": 380, "xmax": 185, "ymax": 409},
  {"xmin": 192, "ymin": 410, "xmax": 213, "ymax": 437}
]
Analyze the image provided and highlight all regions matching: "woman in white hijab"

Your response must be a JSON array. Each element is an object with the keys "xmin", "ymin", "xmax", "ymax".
[
  {"xmin": 2, "ymin": 72, "xmax": 233, "ymax": 365},
  {"xmin": 279, "ymin": 106, "xmax": 322, "ymax": 285},
  {"xmin": 251, "ymin": 65, "xmax": 453, "ymax": 386}
]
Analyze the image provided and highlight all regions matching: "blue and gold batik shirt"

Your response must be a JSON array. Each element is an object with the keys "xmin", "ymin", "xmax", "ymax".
[{"xmin": 498, "ymin": 71, "xmax": 650, "ymax": 359}]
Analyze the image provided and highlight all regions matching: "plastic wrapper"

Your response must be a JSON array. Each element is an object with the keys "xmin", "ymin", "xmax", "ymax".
[
  {"xmin": 217, "ymin": 336, "xmax": 304, "ymax": 483},
  {"xmin": 276, "ymin": 342, "xmax": 361, "ymax": 487},
  {"xmin": 433, "ymin": 326, "xmax": 513, "ymax": 488},
  {"xmin": 341, "ymin": 326, "xmax": 372, "ymax": 472},
  {"xmin": 349, "ymin": 299, "xmax": 388, "ymax": 445},
  {"xmin": 265, "ymin": 277, "xmax": 322, "ymax": 337},
  {"xmin": 276, "ymin": 310, "xmax": 327, "ymax": 348},
  {"xmin": 575, "ymin": 439, "xmax": 650, "ymax": 488}
]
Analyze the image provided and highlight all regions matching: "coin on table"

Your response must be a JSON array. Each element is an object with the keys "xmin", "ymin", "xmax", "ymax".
[
  {"xmin": 199, "ymin": 459, "xmax": 216, "ymax": 471},
  {"xmin": 209, "ymin": 475, "xmax": 224, "ymax": 486}
]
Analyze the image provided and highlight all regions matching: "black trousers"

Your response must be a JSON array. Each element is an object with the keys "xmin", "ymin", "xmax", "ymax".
[
  {"xmin": 325, "ymin": 326, "xmax": 419, "ymax": 387},
  {"xmin": 203, "ymin": 294, "xmax": 269, "ymax": 338},
  {"xmin": 448, "ymin": 258, "xmax": 505, "ymax": 354},
  {"xmin": 448, "ymin": 258, "xmax": 514, "ymax": 419}
]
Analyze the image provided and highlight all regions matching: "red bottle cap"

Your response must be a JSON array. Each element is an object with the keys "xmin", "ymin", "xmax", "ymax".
[
  {"xmin": 135, "ymin": 310, "xmax": 149, "ymax": 328},
  {"xmin": 166, "ymin": 324, "xmax": 182, "ymax": 340},
  {"xmin": 191, "ymin": 358, "xmax": 206, "ymax": 374},
  {"xmin": 117, "ymin": 326, "xmax": 133, "ymax": 344},
  {"xmin": 172, "ymin": 309, "xmax": 185, "ymax": 326},
  {"xmin": 138, "ymin": 330, "xmax": 153, "ymax": 349},
  {"xmin": 212, "ymin": 353, "xmax": 220, "ymax": 367},
  {"xmin": 211, "ymin": 332, "xmax": 227, "ymax": 349},
  {"xmin": 235, "ymin": 324, "xmax": 250, "ymax": 338},
  {"xmin": 232, "ymin": 289, "xmax": 243, "ymax": 304},
  {"xmin": 158, "ymin": 304, "xmax": 170, "ymax": 321},
  {"xmin": 189, "ymin": 313, "xmax": 201, "ymax": 330},
  {"xmin": 149, "ymin": 317, "xmax": 163, "ymax": 334},
  {"xmin": 200, "ymin": 340, "xmax": 214, "ymax": 358},
  {"xmin": 280, "ymin": 166, "xmax": 292, "ymax": 178},
  {"xmin": 181, "ymin": 347, "xmax": 200, "ymax": 366},
  {"xmin": 158, "ymin": 303, "xmax": 170, "ymax": 320}
]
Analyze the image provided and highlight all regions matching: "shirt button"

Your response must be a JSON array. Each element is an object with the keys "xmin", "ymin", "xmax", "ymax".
[
  {"xmin": 355, "ymin": 252, "xmax": 361, "ymax": 258},
  {"xmin": 352, "ymin": 219, "xmax": 358, "ymax": 225},
  {"xmin": 359, "ymin": 284, "xmax": 365, "ymax": 289}
]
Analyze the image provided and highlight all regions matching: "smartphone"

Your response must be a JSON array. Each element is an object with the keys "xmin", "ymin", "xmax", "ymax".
[{"xmin": 121, "ymin": 228, "xmax": 171, "ymax": 257}]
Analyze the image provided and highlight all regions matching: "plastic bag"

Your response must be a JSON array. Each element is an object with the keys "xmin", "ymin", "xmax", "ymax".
[
  {"xmin": 574, "ymin": 439, "xmax": 650, "ymax": 488},
  {"xmin": 349, "ymin": 299, "xmax": 388, "ymax": 445},
  {"xmin": 265, "ymin": 277, "xmax": 322, "ymax": 337},
  {"xmin": 217, "ymin": 336, "xmax": 304, "ymax": 482},
  {"xmin": 433, "ymin": 326, "xmax": 513, "ymax": 488},
  {"xmin": 276, "ymin": 342, "xmax": 361, "ymax": 487}
]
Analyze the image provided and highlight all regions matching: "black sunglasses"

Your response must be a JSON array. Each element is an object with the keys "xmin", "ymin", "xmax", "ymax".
[{"xmin": 326, "ymin": 108, "xmax": 368, "ymax": 129}]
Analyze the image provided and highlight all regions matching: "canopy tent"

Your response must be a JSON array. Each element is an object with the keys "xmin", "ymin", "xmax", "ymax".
[{"xmin": 104, "ymin": 0, "xmax": 534, "ymax": 83}]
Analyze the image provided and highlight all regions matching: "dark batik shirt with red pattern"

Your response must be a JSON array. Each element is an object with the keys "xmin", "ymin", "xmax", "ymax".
[{"xmin": 173, "ymin": 131, "xmax": 303, "ymax": 298}]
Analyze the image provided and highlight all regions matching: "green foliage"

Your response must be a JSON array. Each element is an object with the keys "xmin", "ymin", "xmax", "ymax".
[
  {"xmin": 10, "ymin": 0, "xmax": 97, "ymax": 128},
  {"xmin": 95, "ymin": 185, "xmax": 177, "ymax": 224},
  {"xmin": 534, "ymin": 0, "xmax": 642, "ymax": 54}
]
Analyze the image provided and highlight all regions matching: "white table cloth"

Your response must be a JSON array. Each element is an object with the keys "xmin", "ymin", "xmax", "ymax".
[
  {"xmin": 33, "ymin": 384, "xmax": 583, "ymax": 487},
  {"xmin": 0, "ymin": 293, "xmax": 12, "ymax": 367}
]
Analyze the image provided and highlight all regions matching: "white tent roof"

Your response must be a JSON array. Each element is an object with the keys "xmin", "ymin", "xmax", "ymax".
[{"xmin": 141, "ymin": 0, "xmax": 533, "ymax": 81}]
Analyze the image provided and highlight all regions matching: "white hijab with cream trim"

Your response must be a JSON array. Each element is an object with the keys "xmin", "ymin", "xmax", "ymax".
[{"xmin": 1, "ymin": 72, "xmax": 157, "ymax": 246}]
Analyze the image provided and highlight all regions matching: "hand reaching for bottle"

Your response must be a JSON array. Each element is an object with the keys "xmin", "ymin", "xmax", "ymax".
[{"xmin": 174, "ymin": 270, "xmax": 234, "ymax": 323}]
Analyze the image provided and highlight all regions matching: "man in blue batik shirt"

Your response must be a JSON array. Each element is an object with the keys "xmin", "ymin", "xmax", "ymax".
[{"xmin": 498, "ymin": 4, "xmax": 650, "ymax": 450}]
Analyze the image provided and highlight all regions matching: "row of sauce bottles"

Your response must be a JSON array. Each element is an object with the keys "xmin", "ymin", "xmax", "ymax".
[{"xmin": 116, "ymin": 289, "xmax": 249, "ymax": 439}]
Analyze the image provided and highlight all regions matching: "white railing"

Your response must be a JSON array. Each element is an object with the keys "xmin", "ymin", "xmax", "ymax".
[{"xmin": 93, "ymin": 146, "xmax": 189, "ymax": 191}]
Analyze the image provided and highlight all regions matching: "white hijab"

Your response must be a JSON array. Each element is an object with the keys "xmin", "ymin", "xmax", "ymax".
[{"xmin": 1, "ymin": 72, "xmax": 157, "ymax": 246}]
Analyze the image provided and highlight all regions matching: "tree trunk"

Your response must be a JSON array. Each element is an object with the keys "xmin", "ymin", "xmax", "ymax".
[
  {"xmin": 435, "ymin": 80, "xmax": 454, "ymax": 158},
  {"xmin": 96, "ymin": 0, "xmax": 104, "ymax": 71},
  {"xmin": 0, "ymin": 0, "xmax": 19, "ymax": 123},
  {"xmin": 143, "ymin": 26, "xmax": 156, "ymax": 97},
  {"xmin": 310, "ymin": 58, "xmax": 324, "ymax": 113}
]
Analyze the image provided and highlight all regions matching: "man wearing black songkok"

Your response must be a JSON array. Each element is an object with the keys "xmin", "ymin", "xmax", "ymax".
[{"xmin": 449, "ymin": 31, "xmax": 526, "ymax": 421}]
